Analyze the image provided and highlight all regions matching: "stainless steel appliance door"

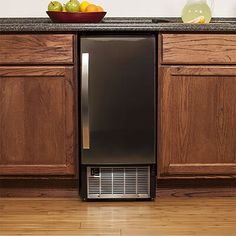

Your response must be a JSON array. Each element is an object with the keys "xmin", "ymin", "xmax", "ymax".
[{"xmin": 81, "ymin": 35, "xmax": 155, "ymax": 165}]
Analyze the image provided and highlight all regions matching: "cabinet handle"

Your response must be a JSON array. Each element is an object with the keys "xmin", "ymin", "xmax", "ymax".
[{"xmin": 82, "ymin": 53, "xmax": 90, "ymax": 149}]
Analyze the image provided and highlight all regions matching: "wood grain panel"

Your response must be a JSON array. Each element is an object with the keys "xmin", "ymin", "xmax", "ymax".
[
  {"xmin": 0, "ymin": 34, "xmax": 74, "ymax": 65},
  {"xmin": 159, "ymin": 66, "xmax": 236, "ymax": 176},
  {"xmin": 0, "ymin": 66, "xmax": 75, "ymax": 175},
  {"xmin": 162, "ymin": 34, "xmax": 236, "ymax": 64}
]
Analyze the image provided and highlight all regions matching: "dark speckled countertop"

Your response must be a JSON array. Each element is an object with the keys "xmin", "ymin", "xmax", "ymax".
[{"xmin": 1, "ymin": 17, "xmax": 236, "ymax": 32}]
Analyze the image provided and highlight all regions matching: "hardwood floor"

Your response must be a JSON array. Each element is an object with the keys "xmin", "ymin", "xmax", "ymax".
[{"xmin": 0, "ymin": 191, "xmax": 236, "ymax": 236}]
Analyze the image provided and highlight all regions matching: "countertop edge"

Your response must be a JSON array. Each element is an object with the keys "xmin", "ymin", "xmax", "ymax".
[{"xmin": 1, "ymin": 17, "xmax": 236, "ymax": 32}]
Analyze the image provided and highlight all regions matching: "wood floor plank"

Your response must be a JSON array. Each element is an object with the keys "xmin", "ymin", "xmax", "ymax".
[
  {"xmin": 0, "ymin": 195, "xmax": 235, "ymax": 236},
  {"xmin": 0, "ymin": 229, "xmax": 121, "ymax": 236}
]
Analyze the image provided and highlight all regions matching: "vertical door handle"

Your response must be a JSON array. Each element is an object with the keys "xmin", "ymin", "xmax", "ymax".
[{"xmin": 82, "ymin": 53, "xmax": 90, "ymax": 149}]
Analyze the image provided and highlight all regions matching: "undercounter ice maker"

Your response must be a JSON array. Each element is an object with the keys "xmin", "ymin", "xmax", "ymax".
[{"xmin": 79, "ymin": 35, "xmax": 156, "ymax": 200}]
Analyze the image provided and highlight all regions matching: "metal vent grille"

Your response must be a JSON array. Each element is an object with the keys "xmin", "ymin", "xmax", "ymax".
[
  {"xmin": 101, "ymin": 168, "xmax": 112, "ymax": 194},
  {"xmin": 87, "ymin": 166, "xmax": 150, "ymax": 199},
  {"xmin": 88, "ymin": 176, "xmax": 100, "ymax": 194}
]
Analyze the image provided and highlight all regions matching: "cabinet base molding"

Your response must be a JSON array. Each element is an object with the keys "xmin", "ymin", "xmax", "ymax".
[
  {"xmin": 0, "ymin": 179, "xmax": 78, "ymax": 198},
  {"xmin": 157, "ymin": 178, "xmax": 236, "ymax": 188},
  {"xmin": 158, "ymin": 175, "xmax": 236, "ymax": 179},
  {"xmin": 157, "ymin": 178, "xmax": 236, "ymax": 197},
  {"xmin": 157, "ymin": 187, "xmax": 236, "ymax": 198}
]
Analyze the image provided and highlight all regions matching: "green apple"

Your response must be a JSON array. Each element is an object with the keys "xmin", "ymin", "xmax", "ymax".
[
  {"xmin": 65, "ymin": 0, "xmax": 80, "ymax": 12},
  {"xmin": 48, "ymin": 1, "xmax": 63, "ymax": 11}
]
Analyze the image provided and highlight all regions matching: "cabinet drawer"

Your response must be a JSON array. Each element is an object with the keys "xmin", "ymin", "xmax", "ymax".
[
  {"xmin": 161, "ymin": 34, "xmax": 236, "ymax": 65},
  {"xmin": 0, "ymin": 34, "xmax": 74, "ymax": 65}
]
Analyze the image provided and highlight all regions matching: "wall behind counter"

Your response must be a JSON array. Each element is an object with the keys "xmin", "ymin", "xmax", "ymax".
[{"xmin": 0, "ymin": 0, "xmax": 236, "ymax": 18}]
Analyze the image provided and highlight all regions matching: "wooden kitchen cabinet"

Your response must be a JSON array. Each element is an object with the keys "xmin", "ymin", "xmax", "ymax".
[
  {"xmin": 158, "ymin": 66, "xmax": 236, "ymax": 177},
  {"xmin": 0, "ymin": 66, "xmax": 75, "ymax": 176}
]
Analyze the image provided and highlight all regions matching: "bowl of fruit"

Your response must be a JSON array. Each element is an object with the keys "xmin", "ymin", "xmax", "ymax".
[{"xmin": 47, "ymin": 0, "xmax": 106, "ymax": 23}]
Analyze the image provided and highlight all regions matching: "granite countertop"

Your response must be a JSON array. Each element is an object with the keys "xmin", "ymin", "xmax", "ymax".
[{"xmin": 1, "ymin": 17, "xmax": 236, "ymax": 32}]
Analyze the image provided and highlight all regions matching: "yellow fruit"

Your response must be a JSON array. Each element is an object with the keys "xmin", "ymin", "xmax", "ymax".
[
  {"xmin": 97, "ymin": 6, "xmax": 104, "ymax": 12},
  {"xmin": 187, "ymin": 16, "xmax": 206, "ymax": 24},
  {"xmin": 79, "ymin": 1, "xmax": 90, "ymax": 12},
  {"xmin": 85, "ymin": 4, "xmax": 98, "ymax": 12},
  {"xmin": 198, "ymin": 16, "xmax": 206, "ymax": 24}
]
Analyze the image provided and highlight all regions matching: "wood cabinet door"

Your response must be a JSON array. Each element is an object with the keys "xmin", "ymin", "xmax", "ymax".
[
  {"xmin": 0, "ymin": 66, "xmax": 75, "ymax": 176},
  {"xmin": 159, "ymin": 66, "xmax": 236, "ymax": 177}
]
